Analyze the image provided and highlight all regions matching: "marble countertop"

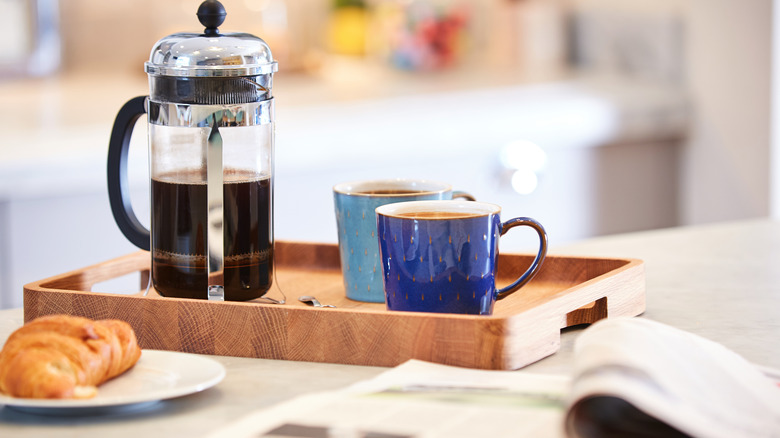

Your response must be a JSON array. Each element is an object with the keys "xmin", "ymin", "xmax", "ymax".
[{"xmin": 0, "ymin": 218, "xmax": 777, "ymax": 437}]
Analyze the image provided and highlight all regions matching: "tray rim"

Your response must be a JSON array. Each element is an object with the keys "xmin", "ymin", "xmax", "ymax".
[
  {"xmin": 22, "ymin": 241, "xmax": 646, "ymax": 370},
  {"xmin": 23, "ymin": 242, "xmax": 644, "ymax": 322}
]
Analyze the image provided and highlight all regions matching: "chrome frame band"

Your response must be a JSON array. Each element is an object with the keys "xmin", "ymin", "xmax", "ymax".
[
  {"xmin": 145, "ymin": 62, "xmax": 278, "ymax": 77},
  {"xmin": 148, "ymin": 99, "xmax": 274, "ymax": 127},
  {"xmin": 206, "ymin": 117, "xmax": 225, "ymax": 301}
]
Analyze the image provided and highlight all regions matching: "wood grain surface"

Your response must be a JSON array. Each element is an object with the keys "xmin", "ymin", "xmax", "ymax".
[{"xmin": 23, "ymin": 241, "xmax": 645, "ymax": 370}]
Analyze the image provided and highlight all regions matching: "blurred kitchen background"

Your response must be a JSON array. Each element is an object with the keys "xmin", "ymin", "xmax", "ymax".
[{"xmin": 0, "ymin": 0, "xmax": 775, "ymax": 308}]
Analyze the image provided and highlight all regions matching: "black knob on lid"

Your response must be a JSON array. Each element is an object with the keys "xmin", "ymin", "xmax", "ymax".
[{"xmin": 197, "ymin": 0, "xmax": 226, "ymax": 36}]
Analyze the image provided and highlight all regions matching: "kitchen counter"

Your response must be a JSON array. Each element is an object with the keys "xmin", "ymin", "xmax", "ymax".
[{"xmin": 0, "ymin": 218, "xmax": 778, "ymax": 437}]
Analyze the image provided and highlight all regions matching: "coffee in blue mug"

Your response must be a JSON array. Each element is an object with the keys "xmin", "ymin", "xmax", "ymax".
[
  {"xmin": 376, "ymin": 200, "xmax": 547, "ymax": 315},
  {"xmin": 334, "ymin": 179, "xmax": 474, "ymax": 302}
]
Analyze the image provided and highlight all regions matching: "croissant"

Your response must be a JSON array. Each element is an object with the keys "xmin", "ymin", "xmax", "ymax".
[{"xmin": 0, "ymin": 315, "xmax": 141, "ymax": 399}]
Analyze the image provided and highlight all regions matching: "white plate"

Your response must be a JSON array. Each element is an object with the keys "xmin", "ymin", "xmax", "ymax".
[{"xmin": 0, "ymin": 350, "xmax": 226, "ymax": 415}]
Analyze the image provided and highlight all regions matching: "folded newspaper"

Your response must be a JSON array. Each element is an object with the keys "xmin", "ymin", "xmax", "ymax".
[
  {"xmin": 210, "ymin": 317, "xmax": 780, "ymax": 438},
  {"xmin": 566, "ymin": 317, "xmax": 780, "ymax": 438}
]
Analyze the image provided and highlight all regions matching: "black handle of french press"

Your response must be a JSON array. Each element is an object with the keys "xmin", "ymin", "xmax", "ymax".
[{"xmin": 107, "ymin": 96, "xmax": 151, "ymax": 251}]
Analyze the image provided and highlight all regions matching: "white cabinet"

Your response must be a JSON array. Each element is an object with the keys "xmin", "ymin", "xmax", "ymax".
[{"xmin": 0, "ymin": 190, "xmax": 148, "ymax": 309}]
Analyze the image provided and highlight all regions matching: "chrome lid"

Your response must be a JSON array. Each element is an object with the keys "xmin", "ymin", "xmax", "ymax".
[{"xmin": 144, "ymin": 0, "xmax": 278, "ymax": 78}]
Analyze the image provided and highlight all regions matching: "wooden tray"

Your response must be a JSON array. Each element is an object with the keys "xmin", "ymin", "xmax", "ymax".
[{"xmin": 23, "ymin": 241, "xmax": 645, "ymax": 370}]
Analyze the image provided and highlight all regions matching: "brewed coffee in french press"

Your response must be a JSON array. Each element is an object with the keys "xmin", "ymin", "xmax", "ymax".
[{"xmin": 107, "ymin": 0, "xmax": 278, "ymax": 301}]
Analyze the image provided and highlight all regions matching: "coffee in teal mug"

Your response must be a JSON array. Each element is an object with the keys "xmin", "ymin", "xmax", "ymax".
[
  {"xmin": 333, "ymin": 179, "xmax": 474, "ymax": 302},
  {"xmin": 376, "ymin": 200, "xmax": 547, "ymax": 315}
]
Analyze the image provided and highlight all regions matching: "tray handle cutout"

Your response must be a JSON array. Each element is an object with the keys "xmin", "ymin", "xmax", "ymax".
[{"xmin": 566, "ymin": 297, "xmax": 608, "ymax": 327}]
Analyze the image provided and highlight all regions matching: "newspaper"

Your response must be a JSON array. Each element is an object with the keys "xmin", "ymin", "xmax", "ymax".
[
  {"xmin": 566, "ymin": 317, "xmax": 780, "ymax": 438},
  {"xmin": 210, "ymin": 361, "xmax": 570, "ymax": 438},
  {"xmin": 208, "ymin": 317, "xmax": 780, "ymax": 438}
]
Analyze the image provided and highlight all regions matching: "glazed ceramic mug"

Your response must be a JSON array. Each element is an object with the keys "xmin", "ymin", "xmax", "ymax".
[
  {"xmin": 376, "ymin": 200, "xmax": 547, "ymax": 315},
  {"xmin": 333, "ymin": 179, "xmax": 474, "ymax": 302}
]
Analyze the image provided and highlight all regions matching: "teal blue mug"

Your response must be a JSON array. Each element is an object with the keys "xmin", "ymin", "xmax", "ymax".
[
  {"xmin": 333, "ymin": 179, "xmax": 474, "ymax": 302},
  {"xmin": 376, "ymin": 200, "xmax": 547, "ymax": 315}
]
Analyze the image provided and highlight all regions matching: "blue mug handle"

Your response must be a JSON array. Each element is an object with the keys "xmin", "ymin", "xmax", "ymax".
[
  {"xmin": 495, "ymin": 217, "xmax": 548, "ymax": 300},
  {"xmin": 452, "ymin": 190, "xmax": 476, "ymax": 201}
]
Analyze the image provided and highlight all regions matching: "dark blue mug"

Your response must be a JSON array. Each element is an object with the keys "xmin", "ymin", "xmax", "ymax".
[{"xmin": 376, "ymin": 200, "xmax": 547, "ymax": 315}]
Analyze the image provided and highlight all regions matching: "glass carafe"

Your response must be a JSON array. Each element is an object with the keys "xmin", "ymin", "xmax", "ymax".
[{"xmin": 107, "ymin": 0, "xmax": 277, "ymax": 301}]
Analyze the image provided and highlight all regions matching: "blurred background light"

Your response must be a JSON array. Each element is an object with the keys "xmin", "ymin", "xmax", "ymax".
[
  {"xmin": 500, "ymin": 139, "xmax": 547, "ymax": 172},
  {"xmin": 500, "ymin": 140, "xmax": 547, "ymax": 195},
  {"xmin": 510, "ymin": 169, "xmax": 539, "ymax": 195}
]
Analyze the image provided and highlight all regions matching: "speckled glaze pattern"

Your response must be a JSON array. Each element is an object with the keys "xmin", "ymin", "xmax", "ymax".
[
  {"xmin": 379, "ymin": 213, "xmax": 502, "ymax": 314},
  {"xmin": 334, "ymin": 190, "xmax": 453, "ymax": 302}
]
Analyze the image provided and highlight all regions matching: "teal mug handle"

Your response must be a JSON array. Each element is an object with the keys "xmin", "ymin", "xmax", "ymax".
[
  {"xmin": 495, "ymin": 217, "xmax": 548, "ymax": 300},
  {"xmin": 452, "ymin": 190, "xmax": 476, "ymax": 201}
]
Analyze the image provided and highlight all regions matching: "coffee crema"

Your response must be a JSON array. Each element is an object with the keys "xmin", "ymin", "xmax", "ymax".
[
  {"xmin": 355, "ymin": 189, "xmax": 431, "ymax": 196},
  {"xmin": 394, "ymin": 211, "xmax": 484, "ymax": 219}
]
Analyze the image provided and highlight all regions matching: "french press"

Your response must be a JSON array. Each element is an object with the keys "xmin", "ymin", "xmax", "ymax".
[{"xmin": 107, "ymin": 0, "xmax": 277, "ymax": 301}]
